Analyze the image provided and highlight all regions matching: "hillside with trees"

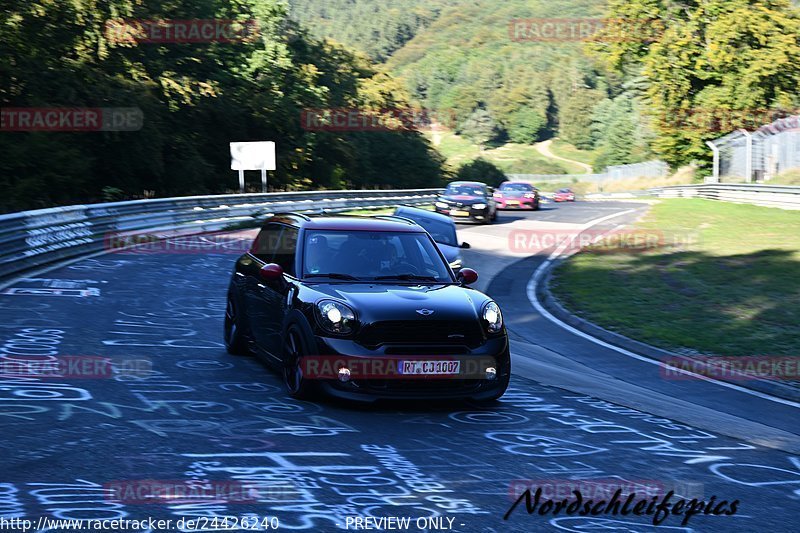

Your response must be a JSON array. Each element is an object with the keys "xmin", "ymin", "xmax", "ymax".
[
  {"xmin": 1, "ymin": 0, "xmax": 446, "ymax": 212},
  {"xmin": 290, "ymin": 0, "xmax": 800, "ymax": 174},
  {"xmin": 290, "ymin": 0, "xmax": 655, "ymax": 171}
]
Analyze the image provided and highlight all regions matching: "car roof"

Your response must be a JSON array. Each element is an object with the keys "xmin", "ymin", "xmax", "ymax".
[
  {"xmin": 394, "ymin": 206, "xmax": 455, "ymax": 225},
  {"xmin": 266, "ymin": 214, "xmax": 423, "ymax": 233}
]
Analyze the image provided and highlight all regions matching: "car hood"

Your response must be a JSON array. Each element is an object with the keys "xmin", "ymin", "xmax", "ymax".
[
  {"xmin": 308, "ymin": 283, "xmax": 486, "ymax": 323},
  {"xmin": 440, "ymin": 195, "xmax": 485, "ymax": 204},
  {"xmin": 499, "ymin": 190, "xmax": 527, "ymax": 198}
]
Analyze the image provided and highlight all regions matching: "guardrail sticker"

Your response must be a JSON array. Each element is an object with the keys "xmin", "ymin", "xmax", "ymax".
[{"xmin": 2, "ymin": 279, "xmax": 101, "ymax": 297}]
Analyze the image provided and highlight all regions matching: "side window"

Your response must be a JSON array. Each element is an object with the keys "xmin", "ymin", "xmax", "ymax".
[
  {"xmin": 251, "ymin": 224, "xmax": 282, "ymax": 262},
  {"xmin": 272, "ymin": 226, "xmax": 298, "ymax": 276}
]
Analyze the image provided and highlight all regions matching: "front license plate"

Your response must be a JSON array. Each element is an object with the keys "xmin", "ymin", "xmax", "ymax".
[
  {"xmin": 507, "ymin": 200, "xmax": 519, "ymax": 206},
  {"xmin": 451, "ymin": 210, "xmax": 469, "ymax": 217},
  {"xmin": 400, "ymin": 360, "xmax": 461, "ymax": 375}
]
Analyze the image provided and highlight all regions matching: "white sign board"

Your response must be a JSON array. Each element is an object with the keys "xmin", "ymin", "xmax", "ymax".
[{"xmin": 230, "ymin": 141, "xmax": 276, "ymax": 171}]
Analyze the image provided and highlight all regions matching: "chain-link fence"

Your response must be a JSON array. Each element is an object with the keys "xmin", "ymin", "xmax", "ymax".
[
  {"xmin": 606, "ymin": 161, "xmax": 669, "ymax": 180},
  {"xmin": 709, "ymin": 115, "xmax": 800, "ymax": 183},
  {"xmin": 507, "ymin": 160, "xmax": 668, "ymax": 184}
]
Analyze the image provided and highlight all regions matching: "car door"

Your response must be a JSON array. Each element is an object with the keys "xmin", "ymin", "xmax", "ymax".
[{"xmin": 248, "ymin": 224, "xmax": 298, "ymax": 358}]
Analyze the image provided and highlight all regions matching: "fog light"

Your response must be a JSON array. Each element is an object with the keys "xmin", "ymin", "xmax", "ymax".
[
  {"xmin": 338, "ymin": 367, "xmax": 351, "ymax": 382},
  {"xmin": 485, "ymin": 367, "xmax": 497, "ymax": 380}
]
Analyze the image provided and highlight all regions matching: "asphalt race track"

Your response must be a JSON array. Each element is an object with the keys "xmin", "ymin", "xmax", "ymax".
[{"xmin": 1, "ymin": 201, "xmax": 798, "ymax": 532}]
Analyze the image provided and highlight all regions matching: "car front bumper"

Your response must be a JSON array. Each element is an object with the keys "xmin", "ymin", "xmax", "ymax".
[
  {"xmin": 309, "ymin": 335, "xmax": 511, "ymax": 401},
  {"xmin": 434, "ymin": 205, "xmax": 491, "ymax": 222},
  {"xmin": 496, "ymin": 198, "xmax": 537, "ymax": 209}
]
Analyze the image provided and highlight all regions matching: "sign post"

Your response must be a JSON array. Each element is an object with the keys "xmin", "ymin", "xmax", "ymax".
[{"xmin": 230, "ymin": 141, "xmax": 276, "ymax": 193}]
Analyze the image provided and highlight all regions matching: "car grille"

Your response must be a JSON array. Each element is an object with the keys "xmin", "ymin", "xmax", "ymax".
[{"xmin": 359, "ymin": 320, "xmax": 483, "ymax": 348}]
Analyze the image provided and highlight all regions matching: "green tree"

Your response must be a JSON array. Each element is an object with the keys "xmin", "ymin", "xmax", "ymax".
[
  {"xmin": 0, "ymin": 0, "xmax": 447, "ymax": 212},
  {"xmin": 559, "ymin": 88, "xmax": 605, "ymax": 149},
  {"xmin": 593, "ymin": 0, "xmax": 800, "ymax": 168},
  {"xmin": 458, "ymin": 108, "xmax": 499, "ymax": 149},
  {"xmin": 454, "ymin": 157, "xmax": 506, "ymax": 187},
  {"xmin": 592, "ymin": 98, "xmax": 637, "ymax": 170}
]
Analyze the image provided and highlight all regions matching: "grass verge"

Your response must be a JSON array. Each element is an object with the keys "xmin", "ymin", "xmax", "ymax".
[
  {"xmin": 340, "ymin": 204, "xmax": 433, "ymax": 216},
  {"xmin": 548, "ymin": 139, "xmax": 599, "ymax": 169},
  {"xmin": 426, "ymin": 130, "xmax": 569, "ymax": 174},
  {"xmin": 551, "ymin": 198, "xmax": 800, "ymax": 356},
  {"xmin": 768, "ymin": 169, "xmax": 800, "ymax": 186}
]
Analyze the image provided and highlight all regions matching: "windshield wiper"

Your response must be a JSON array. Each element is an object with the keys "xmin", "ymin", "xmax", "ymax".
[
  {"xmin": 305, "ymin": 273, "xmax": 360, "ymax": 280},
  {"xmin": 374, "ymin": 274, "xmax": 439, "ymax": 282}
]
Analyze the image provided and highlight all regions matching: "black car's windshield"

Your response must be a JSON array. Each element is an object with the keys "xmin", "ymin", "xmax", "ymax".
[
  {"xmin": 303, "ymin": 230, "xmax": 452, "ymax": 282},
  {"xmin": 501, "ymin": 183, "xmax": 533, "ymax": 192},
  {"xmin": 444, "ymin": 183, "xmax": 485, "ymax": 196},
  {"xmin": 397, "ymin": 214, "xmax": 458, "ymax": 247}
]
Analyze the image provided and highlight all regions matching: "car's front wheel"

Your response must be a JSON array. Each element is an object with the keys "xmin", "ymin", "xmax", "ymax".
[
  {"xmin": 282, "ymin": 325, "xmax": 318, "ymax": 400},
  {"xmin": 224, "ymin": 291, "xmax": 249, "ymax": 356}
]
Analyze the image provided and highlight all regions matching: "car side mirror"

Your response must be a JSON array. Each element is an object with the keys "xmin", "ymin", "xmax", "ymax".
[
  {"xmin": 460, "ymin": 242, "xmax": 471, "ymax": 249},
  {"xmin": 457, "ymin": 268, "xmax": 478, "ymax": 285},
  {"xmin": 259, "ymin": 263, "xmax": 284, "ymax": 282}
]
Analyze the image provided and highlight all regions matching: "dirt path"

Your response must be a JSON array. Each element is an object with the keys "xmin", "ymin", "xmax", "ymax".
[{"xmin": 535, "ymin": 139, "xmax": 593, "ymax": 174}]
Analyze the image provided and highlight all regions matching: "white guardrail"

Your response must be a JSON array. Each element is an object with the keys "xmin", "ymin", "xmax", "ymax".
[
  {"xmin": 649, "ymin": 183, "xmax": 800, "ymax": 210},
  {"xmin": 0, "ymin": 189, "xmax": 440, "ymax": 282}
]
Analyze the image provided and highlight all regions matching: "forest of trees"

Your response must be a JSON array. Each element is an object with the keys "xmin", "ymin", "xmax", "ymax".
[
  {"xmin": 292, "ymin": 0, "xmax": 800, "ymax": 171},
  {"xmin": 3, "ymin": 0, "xmax": 799, "ymax": 212},
  {"xmin": 0, "ymin": 0, "xmax": 447, "ymax": 212}
]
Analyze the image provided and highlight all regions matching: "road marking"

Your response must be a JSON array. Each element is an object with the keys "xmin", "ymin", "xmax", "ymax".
[{"xmin": 525, "ymin": 208, "xmax": 800, "ymax": 410}]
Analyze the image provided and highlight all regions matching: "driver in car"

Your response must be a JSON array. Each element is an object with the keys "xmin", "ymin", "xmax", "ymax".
[{"xmin": 305, "ymin": 234, "xmax": 330, "ymax": 274}]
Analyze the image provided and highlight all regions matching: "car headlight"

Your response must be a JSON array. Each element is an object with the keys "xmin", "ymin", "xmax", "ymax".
[
  {"xmin": 435, "ymin": 201, "xmax": 449, "ymax": 208},
  {"xmin": 316, "ymin": 300, "xmax": 356, "ymax": 335},
  {"xmin": 482, "ymin": 301, "xmax": 503, "ymax": 333},
  {"xmin": 524, "ymin": 193, "xmax": 536, "ymax": 199},
  {"xmin": 449, "ymin": 258, "xmax": 462, "ymax": 270},
  {"xmin": 472, "ymin": 203, "xmax": 487, "ymax": 210}
]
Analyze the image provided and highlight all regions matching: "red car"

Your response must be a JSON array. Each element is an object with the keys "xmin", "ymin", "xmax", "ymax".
[
  {"xmin": 553, "ymin": 188, "xmax": 576, "ymax": 202},
  {"xmin": 493, "ymin": 182, "xmax": 540, "ymax": 210}
]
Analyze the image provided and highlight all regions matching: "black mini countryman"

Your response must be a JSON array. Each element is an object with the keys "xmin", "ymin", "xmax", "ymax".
[{"xmin": 224, "ymin": 213, "xmax": 510, "ymax": 402}]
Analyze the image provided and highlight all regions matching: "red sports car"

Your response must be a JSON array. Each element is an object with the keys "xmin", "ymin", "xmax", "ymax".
[{"xmin": 553, "ymin": 188, "xmax": 576, "ymax": 202}]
